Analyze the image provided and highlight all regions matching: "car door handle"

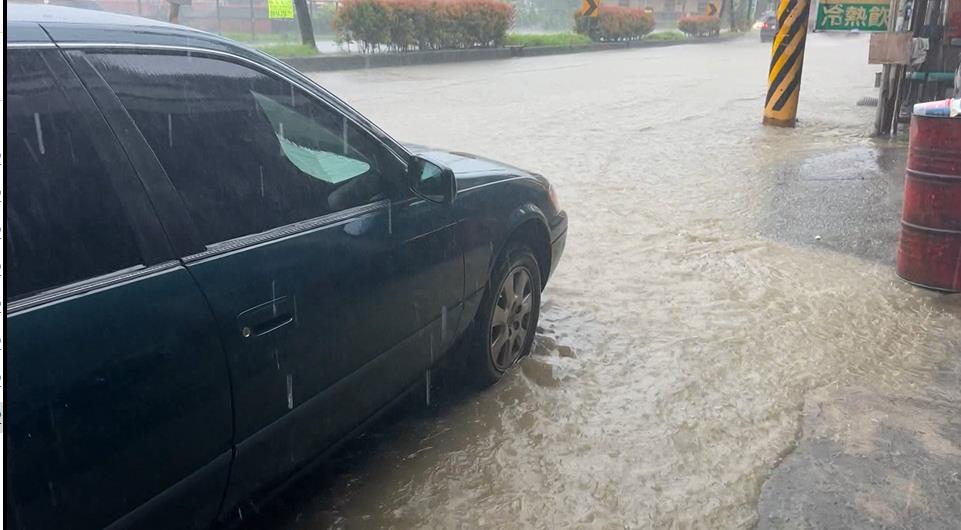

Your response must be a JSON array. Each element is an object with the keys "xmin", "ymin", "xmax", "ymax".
[{"xmin": 237, "ymin": 296, "xmax": 295, "ymax": 338}]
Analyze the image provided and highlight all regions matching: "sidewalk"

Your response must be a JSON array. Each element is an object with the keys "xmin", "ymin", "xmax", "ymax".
[
  {"xmin": 758, "ymin": 371, "xmax": 961, "ymax": 529},
  {"xmin": 755, "ymin": 138, "xmax": 961, "ymax": 529}
]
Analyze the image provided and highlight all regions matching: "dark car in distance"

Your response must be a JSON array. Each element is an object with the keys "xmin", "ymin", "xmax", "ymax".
[
  {"xmin": 760, "ymin": 12, "xmax": 778, "ymax": 42},
  {"xmin": 5, "ymin": 5, "xmax": 567, "ymax": 529}
]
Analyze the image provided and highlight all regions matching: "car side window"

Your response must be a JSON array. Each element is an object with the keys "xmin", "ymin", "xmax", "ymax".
[
  {"xmin": 87, "ymin": 52, "xmax": 405, "ymax": 247},
  {"xmin": 5, "ymin": 50, "xmax": 145, "ymax": 301}
]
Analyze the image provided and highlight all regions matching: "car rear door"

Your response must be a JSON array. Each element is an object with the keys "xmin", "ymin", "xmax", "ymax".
[
  {"xmin": 78, "ymin": 48, "xmax": 462, "ymax": 510},
  {"xmin": 4, "ymin": 46, "xmax": 233, "ymax": 530}
]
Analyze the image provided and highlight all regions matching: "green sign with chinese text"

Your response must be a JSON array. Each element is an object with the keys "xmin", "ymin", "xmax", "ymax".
[{"xmin": 816, "ymin": 0, "xmax": 890, "ymax": 31}]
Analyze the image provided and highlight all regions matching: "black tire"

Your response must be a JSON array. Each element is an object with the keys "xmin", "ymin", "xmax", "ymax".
[{"xmin": 468, "ymin": 241, "xmax": 542, "ymax": 387}]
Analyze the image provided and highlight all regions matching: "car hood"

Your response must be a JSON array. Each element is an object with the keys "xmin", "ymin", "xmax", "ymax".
[{"xmin": 404, "ymin": 143, "xmax": 537, "ymax": 188}]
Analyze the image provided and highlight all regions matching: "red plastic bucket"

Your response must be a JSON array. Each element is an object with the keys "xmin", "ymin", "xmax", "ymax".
[{"xmin": 896, "ymin": 114, "xmax": 961, "ymax": 292}]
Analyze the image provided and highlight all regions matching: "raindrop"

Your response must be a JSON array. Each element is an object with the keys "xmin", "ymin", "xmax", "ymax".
[
  {"xmin": 286, "ymin": 374, "xmax": 294, "ymax": 410},
  {"xmin": 33, "ymin": 113, "xmax": 45, "ymax": 155}
]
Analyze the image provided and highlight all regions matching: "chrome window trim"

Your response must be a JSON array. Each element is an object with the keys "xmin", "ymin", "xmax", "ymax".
[
  {"xmin": 183, "ymin": 199, "xmax": 390, "ymax": 264},
  {"xmin": 58, "ymin": 42, "xmax": 411, "ymax": 168},
  {"xmin": 6, "ymin": 42, "xmax": 59, "ymax": 48},
  {"xmin": 6, "ymin": 261, "xmax": 182, "ymax": 314},
  {"xmin": 458, "ymin": 175, "xmax": 533, "ymax": 192}
]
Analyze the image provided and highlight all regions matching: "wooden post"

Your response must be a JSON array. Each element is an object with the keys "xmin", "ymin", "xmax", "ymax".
[
  {"xmin": 874, "ymin": 0, "xmax": 902, "ymax": 136},
  {"xmin": 891, "ymin": 63, "xmax": 908, "ymax": 135},
  {"xmin": 875, "ymin": 69, "xmax": 893, "ymax": 135}
]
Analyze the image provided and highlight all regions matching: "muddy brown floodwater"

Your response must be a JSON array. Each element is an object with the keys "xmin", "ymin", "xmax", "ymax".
[{"xmin": 248, "ymin": 34, "xmax": 961, "ymax": 528}]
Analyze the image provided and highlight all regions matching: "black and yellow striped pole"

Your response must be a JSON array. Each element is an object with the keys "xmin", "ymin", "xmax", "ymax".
[{"xmin": 763, "ymin": 0, "xmax": 812, "ymax": 127}]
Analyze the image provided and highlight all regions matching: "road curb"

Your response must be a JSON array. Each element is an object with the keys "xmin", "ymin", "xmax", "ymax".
[{"xmin": 283, "ymin": 33, "xmax": 743, "ymax": 72}]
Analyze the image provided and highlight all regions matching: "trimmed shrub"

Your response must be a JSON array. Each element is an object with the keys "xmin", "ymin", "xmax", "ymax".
[
  {"xmin": 645, "ymin": 30, "xmax": 686, "ymax": 41},
  {"xmin": 254, "ymin": 44, "xmax": 319, "ymax": 57},
  {"xmin": 574, "ymin": 6, "xmax": 655, "ymax": 42},
  {"xmin": 677, "ymin": 15, "xmax": 720, "ymax": 37},
  {"xmin": 504, "ymin": 32, "xmax": 593, "ymax": 46},
  {"xmin": 335, "ymin": 0, "xmax": 515, "ymax": 52}
]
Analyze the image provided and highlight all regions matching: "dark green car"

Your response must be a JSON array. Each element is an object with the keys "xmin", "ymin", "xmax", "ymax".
[{"xmin": 5, "ymin": 5, "xmax": 567, "ymax": 529}]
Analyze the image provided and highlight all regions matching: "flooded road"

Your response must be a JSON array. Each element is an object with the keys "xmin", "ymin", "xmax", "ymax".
[{"xmin": 253, "ymin": 34, "xmax": 961, "ymax": 528}]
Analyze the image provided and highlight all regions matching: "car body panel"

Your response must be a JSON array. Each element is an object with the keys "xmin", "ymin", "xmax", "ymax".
[
  {"xmin": 5, "ymin": 5, "xmax": 566, "ymax": 529},
  {"xmin": 456, "ymin": 175, "xmax": 562, "ymax": 294},
  {"xmin": 406, "ymin": 145, "xmax": 568, "ymax": 321},
  {"xmin": 70, "ymin": 43, "xmax": 465, "ymax": 512},
  {"xmin": 5, "ymin": 43, "xmax": 234, "ymax": 530},
  {"xmin": 6, "ymin": 268, "xmax": 235, "ymax": 530},
  {"xmin": 7, "ymin": 21, "xmax": 54, "ymax": 43}
]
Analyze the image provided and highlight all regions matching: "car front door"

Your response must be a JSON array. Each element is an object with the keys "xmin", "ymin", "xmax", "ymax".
[
  {"xmin": 4, "ymin": 47, "xmax": 233, "ymax": 530},
  {"xmin": 82, "ymin": 48, "xmax": 464, "ymax": 510}
]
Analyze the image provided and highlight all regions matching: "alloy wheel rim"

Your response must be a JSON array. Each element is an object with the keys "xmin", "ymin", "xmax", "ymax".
[{"xmin": 490, "ymin": 266, "xmax": 534, "ymax": 371}]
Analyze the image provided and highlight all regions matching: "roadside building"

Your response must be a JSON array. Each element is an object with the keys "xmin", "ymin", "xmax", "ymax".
[{"xmin": 872, "ymin": 0, "xmax": 961, "ymax": 134}]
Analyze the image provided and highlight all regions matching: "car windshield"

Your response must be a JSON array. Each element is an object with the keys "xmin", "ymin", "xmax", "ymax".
[{"xmin": 5, "ymin": 1, "xmax": 961, "ymax": 530}]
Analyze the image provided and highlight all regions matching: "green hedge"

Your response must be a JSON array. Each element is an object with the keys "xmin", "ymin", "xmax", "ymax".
[
  {"xmin": 574, "ymin": 6, "xmax": 655, "ymax": 42},
  {"xmin": 254, "ymin": 44, "xmax": 319, "ymax": 57},
  {"xmin": 334, "ymin": 0, "xmax": 515, "ymax": 52},
  {"xmin": 645, "ymin": 30, "xmax": 687, "ymax": 41},
  {"xmin": 678, "ymin": 15, "xmax": 720, "ymax": 37},
  {"xmin": 505, "ymin": 32, "xmax": 592, "ymax": 46}
]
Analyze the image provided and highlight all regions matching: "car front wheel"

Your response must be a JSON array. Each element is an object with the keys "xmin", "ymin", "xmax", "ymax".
[{"xmin": 470, "ymin": 242, "xmax": 542, "ymax": 387}]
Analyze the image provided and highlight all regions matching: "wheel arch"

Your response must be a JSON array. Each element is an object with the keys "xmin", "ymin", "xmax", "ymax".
[{"xmin": 496, "ymin": 207, "xmax": 552, "ymax": 290}]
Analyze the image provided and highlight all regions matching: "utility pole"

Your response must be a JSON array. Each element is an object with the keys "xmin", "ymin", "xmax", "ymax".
[
  {"xmin": 763, "ymin": 0, "xmax": 812, "ymax": 127},
  {"xmin": 249, "ymin": 0, "xmax": 255, "ymax": 41},
  {"xmin": 293, "ymin": 0, "xmax": 317, "ymax": 49},
  {"xmin": 167, "ymin": 0, "xmax": 185, "ymax": 24}
]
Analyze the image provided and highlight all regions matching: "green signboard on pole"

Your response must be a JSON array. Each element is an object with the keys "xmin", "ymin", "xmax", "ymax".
[
  {"xmin": 268, "ymin": 0, "xmax": 294, "ymax": 19},
  {"xmin": 816, "ymin": 0, "xmax": 891, "ymax": 31}
]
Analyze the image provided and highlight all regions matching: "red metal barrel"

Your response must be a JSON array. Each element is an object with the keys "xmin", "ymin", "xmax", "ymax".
[{"xmin": 896, "ymin": 114, "xmax": 961, "ymax": 292}]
